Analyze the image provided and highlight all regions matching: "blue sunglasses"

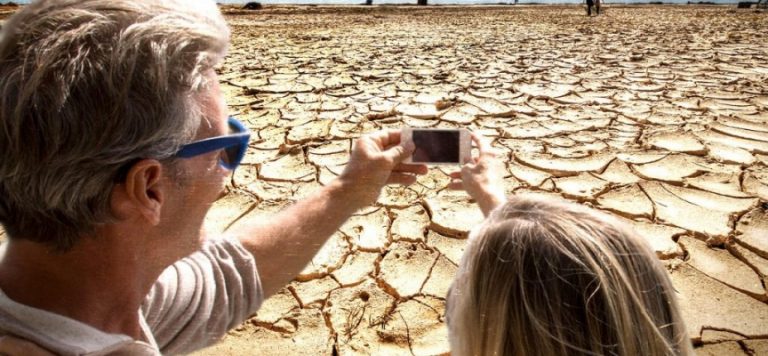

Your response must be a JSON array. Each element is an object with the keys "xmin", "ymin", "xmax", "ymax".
[{"xmin": 175, "ymin": 116, "xmax": 251, "ymax": 170}]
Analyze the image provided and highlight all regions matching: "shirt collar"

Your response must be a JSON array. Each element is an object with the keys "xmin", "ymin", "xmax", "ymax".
[{"xmin": 0, "ymin": 288, "xmax": 140, "ymax": 355}]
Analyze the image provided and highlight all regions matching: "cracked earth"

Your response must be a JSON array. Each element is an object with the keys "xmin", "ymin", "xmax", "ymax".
[
  {"xmin": 194, "ymin": 5, "xmax": 768, "ymax": 355},
  {"xmin": 2, "ymin": 4, "xmax": 768, "ymax": 355}
]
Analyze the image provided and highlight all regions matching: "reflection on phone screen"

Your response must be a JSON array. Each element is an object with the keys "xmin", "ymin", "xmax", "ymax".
[{"xmin": 412, "ymin": 130, "xmax": 460, "ymax": 163}]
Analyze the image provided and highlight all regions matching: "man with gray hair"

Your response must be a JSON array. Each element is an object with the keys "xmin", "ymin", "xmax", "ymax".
[{"xmin": 0, "ymin": 0, "xmax": 426, "ymax": 354}]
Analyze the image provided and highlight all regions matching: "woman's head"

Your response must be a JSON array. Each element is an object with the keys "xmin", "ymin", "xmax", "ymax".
[{"xmin": 447, "ymin": 195, "xmax": 692, "ymax": 356}]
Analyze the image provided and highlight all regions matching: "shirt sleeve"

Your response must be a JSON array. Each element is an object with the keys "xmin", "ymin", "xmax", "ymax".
[{"xmin": 141, "ymin": 237, "xmax": 264, "ymax": 355}]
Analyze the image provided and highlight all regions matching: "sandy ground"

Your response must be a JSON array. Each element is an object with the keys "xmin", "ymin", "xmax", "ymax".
[{"xmin": 2, "ymin": 3, "xmax": 768, "ymax": 356}]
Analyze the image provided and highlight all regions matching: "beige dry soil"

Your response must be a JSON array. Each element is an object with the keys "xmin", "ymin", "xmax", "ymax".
[{"xmin": 2, "ymin": 4, "xmax": 768, "ymax": 356}]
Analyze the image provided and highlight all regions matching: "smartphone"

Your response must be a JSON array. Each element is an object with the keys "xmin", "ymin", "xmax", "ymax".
[{"xmin": 401, "ymin": 128, "xmax": 471, "ymax": 164}]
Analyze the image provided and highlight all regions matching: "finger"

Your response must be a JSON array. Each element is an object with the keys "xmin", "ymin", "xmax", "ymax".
[
  {"xmin": 470, "ymin": 132, "xmax": 485, "ymax": 148},
  {"xmin": 470, "ymin": 131, "xmax": 479, "ymax": 143},
  {"xmin": 461, "ymin": 160, "xmax": 478, "ymax": 173},
  {"xmin": 470, "ymin": 132, "xmax": 496, "ymax": 156},
  {"xmin": 387, "ymin": 172, "xmax": 418, "ymax": 186},
  {"xmin": 366, "ymin": 129, "xmax": 402, "ymax": 149},
  {"xmin": 394, "ymin": 163, "xmax": 428, "ymax": 175},
  {"xmin": 383, "ymin": 141, "xmax": 415, "ymax": 164},
  {"xmin": 386, "ymin": 129, "xmax": 403, "ymax": 146},
  {"xmin": 446, "ymin": 181, "xmax": 465, "ymax": 190},
  {"xmin": 472, "ymin": 133, "xmax": 494, "ymax": 158}
]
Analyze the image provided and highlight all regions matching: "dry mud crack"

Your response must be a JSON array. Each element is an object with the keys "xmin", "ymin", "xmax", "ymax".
[
  {"xmin": 196, "ymin": 6, "xmax": 768, "ymax": 354},
  {"xmin": 1, "ymin": 4, "xmax": 767, "ymax": 355}
]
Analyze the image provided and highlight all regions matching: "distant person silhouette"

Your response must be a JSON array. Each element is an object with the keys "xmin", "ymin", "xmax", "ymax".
[{"xmin": 585, "ymin": 0, "xmax": 599, "ymax": 16}]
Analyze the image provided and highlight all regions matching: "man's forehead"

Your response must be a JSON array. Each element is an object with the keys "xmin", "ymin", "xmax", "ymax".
[{"xmin": 193, "ymin": 73, "xmax": 227, "ymax": 138}]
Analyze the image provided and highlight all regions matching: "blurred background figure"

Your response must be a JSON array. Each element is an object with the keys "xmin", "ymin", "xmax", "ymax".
[{"xmin": 585, "ymin": 0, "xmax": 596, "ymax": 16}]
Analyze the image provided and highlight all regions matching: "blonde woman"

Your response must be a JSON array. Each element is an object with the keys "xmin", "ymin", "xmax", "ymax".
[{"xmin": 446, "ymin": 135, "xmax": 693, "ymax": 356}]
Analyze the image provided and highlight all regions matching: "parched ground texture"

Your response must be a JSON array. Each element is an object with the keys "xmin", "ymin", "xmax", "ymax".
[
  {"xmin": 2, "ymin": 4, "xmax": 768, "ymax": 356},
  {"xmin": 193, "ymin": 5, "xmax": 768, "ymax": 355}
]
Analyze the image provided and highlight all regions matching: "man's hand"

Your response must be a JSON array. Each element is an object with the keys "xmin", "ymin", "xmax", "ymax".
[
  {"xmin": 448, "ymin": 133, "xmax": 507, "ymax": 216},
  {"xmin": 338, "ymin": 129, "xmax": 428, "ymax": 207},
  {"xmin": 232, "ymin": 129, "xmax": 427, "ymax": 298}
]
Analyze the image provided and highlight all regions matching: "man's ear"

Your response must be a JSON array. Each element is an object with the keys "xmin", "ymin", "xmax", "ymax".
[{"xmin": 112, "ymin": 160, "xmax": 166, "ymax": 226}]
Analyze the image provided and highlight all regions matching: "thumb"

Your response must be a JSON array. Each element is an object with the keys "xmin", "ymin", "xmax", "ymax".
[
  {"xmin": 384, "ymin": 141, "xmax": 414, "ymax": 164},
  {"xmin": 462, "ymin": 162, "xmax": 476, "ymax": 176}
]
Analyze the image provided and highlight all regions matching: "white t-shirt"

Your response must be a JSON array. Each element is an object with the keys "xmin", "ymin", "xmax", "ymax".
[{"xmin": 0, "ymin": 237, "xmax": 264, "ymax": 355}]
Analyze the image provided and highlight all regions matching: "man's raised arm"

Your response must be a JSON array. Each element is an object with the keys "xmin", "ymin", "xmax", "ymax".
[{"xmin": 224, "ymin": 129, "xmax": 426, "ymax": 298}]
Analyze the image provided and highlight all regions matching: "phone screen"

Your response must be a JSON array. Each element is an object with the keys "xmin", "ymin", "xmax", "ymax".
[{"xmin": 412, "ymin": 130, "xmax": 460, "ymax": 163}]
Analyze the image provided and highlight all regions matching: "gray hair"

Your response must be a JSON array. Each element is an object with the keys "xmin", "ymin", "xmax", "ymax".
[{"xmin": 0, "ymin": 0, "xmax": 230, "ymax": 251}]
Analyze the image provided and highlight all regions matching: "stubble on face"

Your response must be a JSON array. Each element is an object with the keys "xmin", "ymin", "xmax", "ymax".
[{"xmin": 156, "ymin": 72, "xmax": 232, "ymax": 252}]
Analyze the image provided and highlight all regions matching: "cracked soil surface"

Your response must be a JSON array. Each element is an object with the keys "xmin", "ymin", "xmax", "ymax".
[
  {"xmin": 2, "ymin": 3, "xmax": 767, "ymax": 355},
  {"xmin": 193, "ymin": 5, "xmax": 768, "ymax": 355}
]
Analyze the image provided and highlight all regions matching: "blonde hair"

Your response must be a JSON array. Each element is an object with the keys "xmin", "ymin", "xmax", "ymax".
[
  {"xmin": 447, "ymin": 196, "xmax": 693, "ymax": 356},
  {"xmin": 0, "ymin": 0, "xmax": 228, "ymax": 250}
]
